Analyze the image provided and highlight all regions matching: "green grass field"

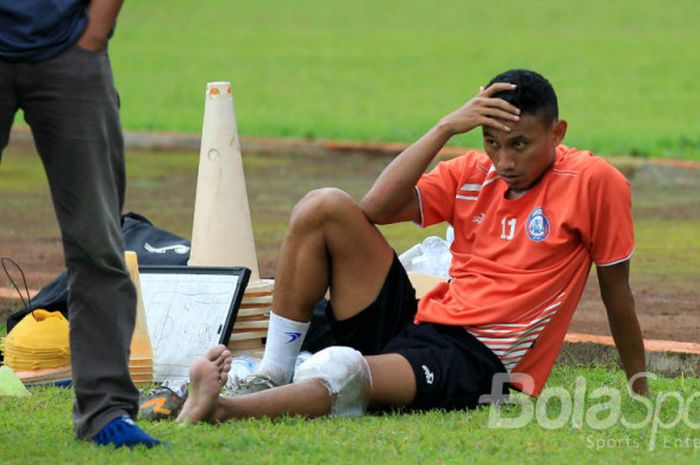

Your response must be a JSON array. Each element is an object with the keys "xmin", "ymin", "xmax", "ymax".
[
  {"xmin": 3, "ymin": 2, "xmax": 700, "ymax": 457},
  {"xmin": 1, "ymin": 366, "xmax": 699, "ymax": 464},
  {"xmin": 1, "ymin": 149, "xmax": 699, "ymax": 463},
  {"xmin": 83, "ymin": 0, "xmax": 700, "ymax": 159}
]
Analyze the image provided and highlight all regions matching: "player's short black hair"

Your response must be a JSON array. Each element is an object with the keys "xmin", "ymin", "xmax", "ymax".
[{"xmin": 486, "ymin": 69, "xmax": 558, "ymax": 125}]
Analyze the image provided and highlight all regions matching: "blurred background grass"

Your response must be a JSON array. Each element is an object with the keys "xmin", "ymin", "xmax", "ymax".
[{"xmin": 74, "ymin": 0, "xmax": 700, "ymax": 159}]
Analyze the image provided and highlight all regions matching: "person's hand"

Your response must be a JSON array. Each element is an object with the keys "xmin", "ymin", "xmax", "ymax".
[
  {"xmin": 437, "ymin": 83, "xmax": 521, "ymax": 137},
  {"xmin": 75, "ymin": 0, "xmax": 124, "ymax": 52},
  {"xmin": 630, "ymin": 375, "xmax": 651, "ymax": 397},
  {"xmin": 76, "ymin": 24, "xmax": 108, "ymax": 52}
]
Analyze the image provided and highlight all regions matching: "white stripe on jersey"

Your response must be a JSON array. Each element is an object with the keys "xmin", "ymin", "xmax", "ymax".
[
  {"xmin": 455, "ymin": 194, "xmax": 479, "ymax": 201},
  {"xmin": 460, "ymin": 183, "xmax": 482, "ymax": 192},
  {"xmin": 510, "ymin": 292, "xmax": 565, "ymax": 322},
  {"xmin": 464, "ymin": 293, "xmax": 564, "ymax": 373},
  {"xmin": 482, "ymin": 175, "xmax": 500, "ymax": 187},
  {"xmin": 474, "ymin": 324, "xmax": 547, "ymax": 344},
  {"xmin": 596, "ymin": 249, "xmax": 635, "ymax": 267},
  {"xmin": 552, "ymin": 169, "xmax": 580, "ymax": 177},
  {"xmin": 474, "ymin": 304, "xmax": 559, "ymax": 330}
]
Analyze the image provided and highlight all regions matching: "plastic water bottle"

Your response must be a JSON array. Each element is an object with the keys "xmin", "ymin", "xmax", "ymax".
[
  {"xmin": 421, "ymin": 236, "xmax": 451, "ymax": 279},
  {"xmin": 446, "ymin": 225, "xmax": 455, "ymax": 245}
]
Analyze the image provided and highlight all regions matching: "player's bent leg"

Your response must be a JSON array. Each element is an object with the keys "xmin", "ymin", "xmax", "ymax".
[
  {"xmin": 250, "ymin": 189, "xmax": 395, "ymax": 388},
  {"xmin": 273, "ymin": 187, "xmax": 394, "ymax": 323}
]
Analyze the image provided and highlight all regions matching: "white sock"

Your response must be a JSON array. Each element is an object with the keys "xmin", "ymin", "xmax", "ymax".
[{"xmin": 256, "ymin": 312, "xmax": 310, "ymax": 385}]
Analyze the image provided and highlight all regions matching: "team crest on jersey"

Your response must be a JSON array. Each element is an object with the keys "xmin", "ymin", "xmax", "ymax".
[{"xmin": 526, "ymin": 207, "xmax": 550, "ymax": 242}]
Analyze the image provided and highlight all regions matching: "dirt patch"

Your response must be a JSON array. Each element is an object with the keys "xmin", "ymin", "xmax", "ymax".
[{"xmin": 1, "ymin": 146, "xmax": 698, "ymax": 343}]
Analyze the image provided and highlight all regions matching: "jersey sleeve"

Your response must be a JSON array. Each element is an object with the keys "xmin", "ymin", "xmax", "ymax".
[
  {"xmin": 415, "ymin": 157, "xmax": 463, "ymax": 227},
  {"xmin": 583, "ymin": 160, "xmax": 635, "ymax": 266}
]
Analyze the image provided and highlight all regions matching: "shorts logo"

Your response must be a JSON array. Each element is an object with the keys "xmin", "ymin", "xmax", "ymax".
[
  {"xmin": 526, "ymin": 207, "xmax": 550, "ymax": 242},
  {"xmin": 421, "ymin": 365, "xmax": 435, "ymax": 385}
]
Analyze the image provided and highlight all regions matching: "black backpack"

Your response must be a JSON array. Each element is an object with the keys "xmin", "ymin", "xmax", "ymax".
[{"xmin": 5, "ymin": 212, "xmax": 191, "ymax": 333}]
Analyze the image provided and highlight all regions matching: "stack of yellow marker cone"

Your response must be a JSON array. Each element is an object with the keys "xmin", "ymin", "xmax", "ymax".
[
  {"xmin": 0, "ymin": 309, "xmax": 72, "ymax": 383},
  {"xmin": 124, "ymin": 251, "xmax": 154, "ymax": 385}
]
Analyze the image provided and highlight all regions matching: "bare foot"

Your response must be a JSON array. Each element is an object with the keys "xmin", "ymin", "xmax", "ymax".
[{"xmin": 177, "ymin": 344, "xmax": 232, "ymax": 424}]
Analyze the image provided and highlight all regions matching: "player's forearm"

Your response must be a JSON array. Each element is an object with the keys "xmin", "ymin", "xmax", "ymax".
[
  {"xmin": 599, "ymin": 267, "xmax": 649, "ymax": 395},
  {"xmin": 362, "ymin": 84, "xmax": 520, "ymax": 224},
  {"xmin": 361, "ymin": 122, "xmax": 453, "ymax": 224},
  {"xmin": 607, "ymin": 304, "xmax": 649, "ymax": 395}
]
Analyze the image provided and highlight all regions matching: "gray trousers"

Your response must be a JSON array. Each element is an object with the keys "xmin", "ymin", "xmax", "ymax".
[{"xmin": 0, "ymin": 44, "xmax": 139, "ymax": 439}]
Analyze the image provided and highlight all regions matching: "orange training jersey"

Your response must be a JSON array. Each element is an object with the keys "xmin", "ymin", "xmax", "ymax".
[{"xmin": 414, "ymin": 145, "xmax": 634, "ymax": 395}]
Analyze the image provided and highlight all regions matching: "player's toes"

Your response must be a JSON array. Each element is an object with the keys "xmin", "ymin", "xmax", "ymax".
[{"xmin": 205, "ymin": 344, "xmax": 227, "ymax": 362}]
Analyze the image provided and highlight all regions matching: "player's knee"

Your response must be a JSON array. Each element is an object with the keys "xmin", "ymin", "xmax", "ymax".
[
  {"xmin": 293, "ymin": 346, "xmax": 372, "ymax": 417},
  {"xmin": 290, "ymin": 188, "xmax": 357, "ymax": 228}
]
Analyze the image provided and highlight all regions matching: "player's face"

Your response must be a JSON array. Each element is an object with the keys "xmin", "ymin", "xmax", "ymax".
[{"xmin": 482, "ymin": 114, "xmax": 567, "ymax": 196}]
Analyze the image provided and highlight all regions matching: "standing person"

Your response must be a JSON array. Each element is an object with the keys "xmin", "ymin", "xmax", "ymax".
[
  {"xmin": 0, "ymin": 1, "xmax": 161, "ymax": 447},
  {"xmin": 177, "ymin": 69, "xmax": 649, "ymax": 424}
]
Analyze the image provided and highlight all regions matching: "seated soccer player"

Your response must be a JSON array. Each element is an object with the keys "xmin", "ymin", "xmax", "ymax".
[{"xmin": 177, "ymin": 69, "xmax": 649, "ymax": 424}]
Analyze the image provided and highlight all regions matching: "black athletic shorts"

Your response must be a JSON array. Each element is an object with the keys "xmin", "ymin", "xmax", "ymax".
[{"xmin": 312, "ymin": 253, "xmax": 507, "ymax": 411}]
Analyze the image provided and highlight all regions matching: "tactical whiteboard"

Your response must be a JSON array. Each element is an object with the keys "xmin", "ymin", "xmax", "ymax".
[{"xmin": 138, "ymin": 265, "xmax": 251, "ymax": 382}]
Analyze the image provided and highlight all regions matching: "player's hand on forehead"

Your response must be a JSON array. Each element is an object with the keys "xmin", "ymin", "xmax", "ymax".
[
  {"xmin": 439, "ymin": 82, "xmax": 520, "ymax": 136},
  {"xmin": 475, "ymin": 83, "xmax": 521, "ymax": 132}
]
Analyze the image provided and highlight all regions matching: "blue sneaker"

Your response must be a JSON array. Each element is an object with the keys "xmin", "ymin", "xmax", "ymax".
[{"xmin": 92, "ymin": 414, "xmax": 163, "ymax": 448}]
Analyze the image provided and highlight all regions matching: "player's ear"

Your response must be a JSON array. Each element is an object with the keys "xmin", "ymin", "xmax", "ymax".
[{"xmin": 551, "ymin": 119, "xmax": 567, "ymax": 146}]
